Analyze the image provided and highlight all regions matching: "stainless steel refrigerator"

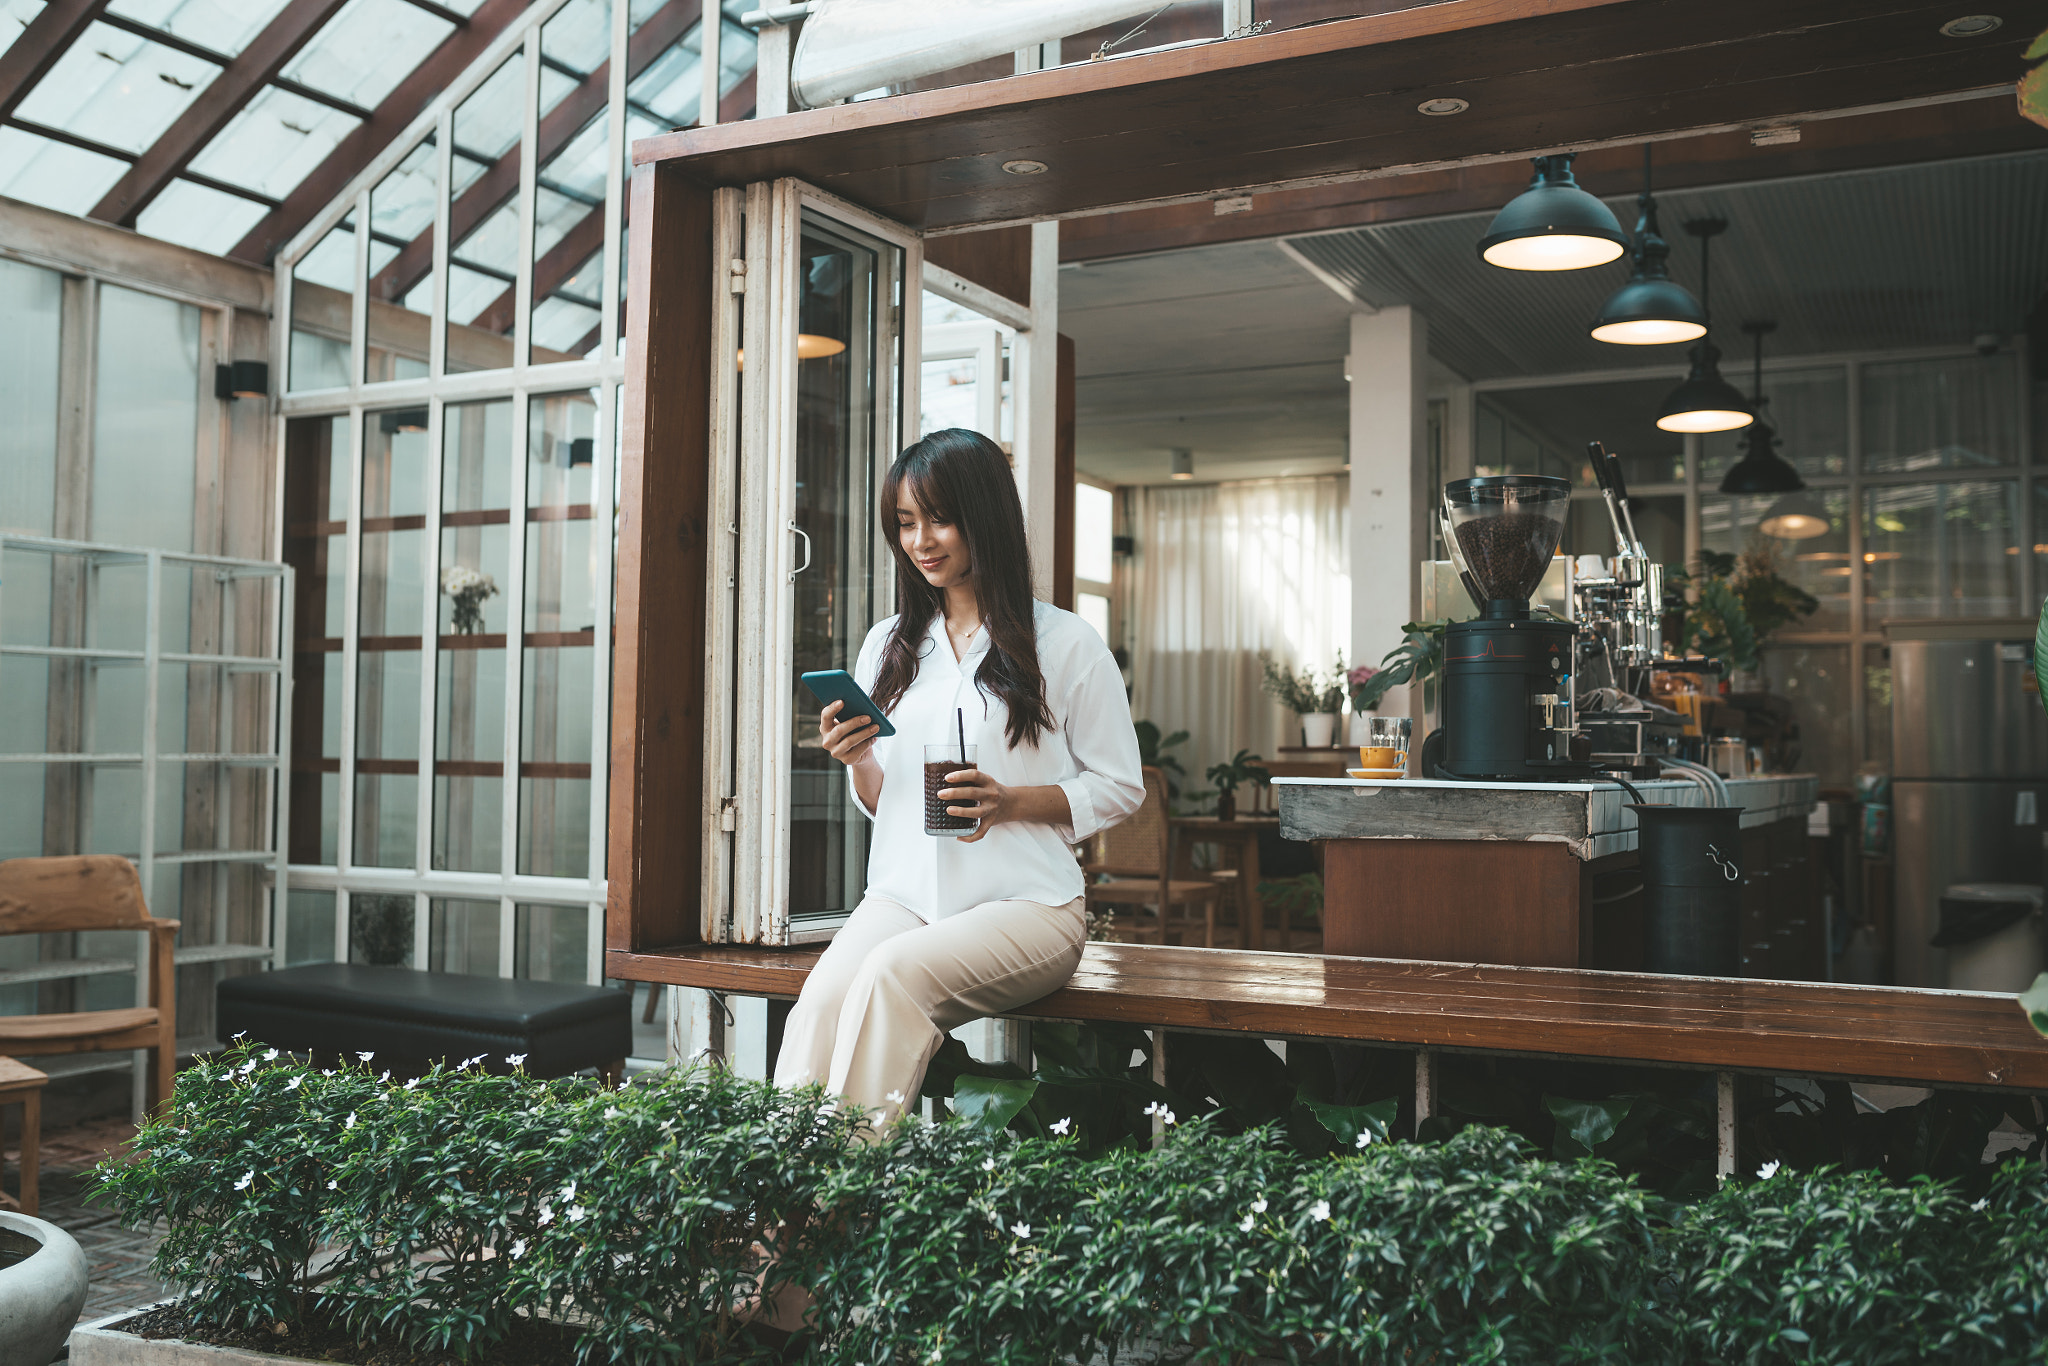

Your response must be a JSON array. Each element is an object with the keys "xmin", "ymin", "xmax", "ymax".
[{"xmin": 1890, "ymin": 620, "xmax": 2048, "ymax": 987}]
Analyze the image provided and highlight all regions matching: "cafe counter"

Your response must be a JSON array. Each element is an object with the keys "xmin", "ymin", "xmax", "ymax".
[{"xmin": 1273, "ymin": 774, "xmax": 1821, "ymax": 976}]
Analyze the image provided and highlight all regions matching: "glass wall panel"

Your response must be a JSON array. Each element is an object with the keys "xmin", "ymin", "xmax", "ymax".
[
  {"xmin": 1864, "ymin": 642, "xmax": 1893, "ymax": 775},
  {"xmin": 530, "ymin": 0, "xmax": 610, "ymax": 364},
  {"xmin": 1569, "ymin": 492, "xmax": 1684, "ymax": 568},
  {"xmin": 515, "ymin": 902, "xmax": 587, "ymax": 982},
  {"xmin": 0, "ymin": 258, "xmax": 62, "ymax": 537},
  {"xmin": 93, "ymin": 284, "xmax": 199, "ymax": 554},
  {"xmin": 1482, "ymin": 377, "xmax": 1686, "ymax": 488},
  {"xmin": 518, "ymin": 392, "xmax": 596, "ymax": 876},
  {"xmin": 366, "ymin": 137, "xmax": 438, "ymax": 383},
  {"xmin": 1701, "ymin": 490, "xmax": 1852, "ymax": 631},
  {"xmin": 430, "ymin": 897, "xmax": 501, "ymax": 974},
  {"xmin": 434, "ymin": 399, "xmax": 511, "ymax": 872},
  {"xmin": 446, "ymin": 54, "xmax": 525, "ymax": 375},
  {"xmin": 349, "ymin": 890, "xmax": 415, "ymax": 966},
  {"xmin": 1700, "ymin": 366, "xmax": 1847, "ymax": 480},
  {"xmin": 291, "ymin": 213, "xmax": 355, "ymax": 392},
  {"xmin": 1862, "ymin": 480, "xmax": 2018, "ymax": 621},
  {"xmin": 1759, "ymin": 645, "xmax": 1853, "ymax": 786},
  {"xmin": 786, "ymin": 212, "xmax": 884, "ymax": 922},
  {"xmin": 284, "ymin": 415, "xmax": 348, "ymax": 865},
  {"xmin": 354, "ymin": 412, "xmax": 430, "ymax": 866},
  {"xmin": 283, "ymin": 890, "xmax": 336, "ymax": 963},
  {"xmin": 1862, "ymin": 354, "xmax": 2019, "ymax": 472}
]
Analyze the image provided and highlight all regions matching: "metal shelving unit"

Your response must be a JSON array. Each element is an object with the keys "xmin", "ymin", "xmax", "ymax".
[{"xmin": 0, "ymin": 534, "xmax": 292, "ymax": 1112}]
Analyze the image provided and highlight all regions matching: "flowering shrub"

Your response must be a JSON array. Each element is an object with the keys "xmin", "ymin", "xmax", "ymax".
[{"xmin": 97, "ymin": 1042, "xmax": 2048, "ymax": 1365}]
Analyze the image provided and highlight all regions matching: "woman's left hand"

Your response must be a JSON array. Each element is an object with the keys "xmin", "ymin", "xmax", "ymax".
[{"xmin": 939, "ymin": 768, "xmax": 1007, "ymax": 844}]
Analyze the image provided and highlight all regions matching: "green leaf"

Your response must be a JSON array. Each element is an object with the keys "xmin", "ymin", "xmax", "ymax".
[
  {"xmin": 2025, "ymin": 21, "xmax": 2048, "ymax": 61},
  {"xmin": 1298, "ymin": 1096, "xmax": 1397, "ymax": 1149},
  {"xmin": 2035, "ymin": 598, "xmax": 2048, "ymax": 724},
  {"xmin": 2018, "ymin": 971, "xmax": 2048, "ymax": 1039},
  {"xmin": 1545, "ymin": 1093, "xmax": 1636, "ymax": 1159},
  {"xmin": 951, "ymin": 1076, "xmax": 1039, "ymax": 1133}
]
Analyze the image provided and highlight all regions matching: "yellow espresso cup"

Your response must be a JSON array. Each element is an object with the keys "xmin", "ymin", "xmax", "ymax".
[{"xmin": 1358, "ymin": 746, "xmax": 1406, "ymax": 770}]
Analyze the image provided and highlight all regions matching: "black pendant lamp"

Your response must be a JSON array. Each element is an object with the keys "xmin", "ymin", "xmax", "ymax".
[
  {"xmin": 1655, "ymin": 219, "xmax": 1754, "ymax": 434},
  {"xmin": 1590, "ymin": 147, "xmax": 1708, "ymax": 345},
  {"xmin": 1477, "ymin": 154, "xmax": 1629, "ymax": 271},
  {"xmin": 1717, "ymin": 320, "xmax": 1807, "ymax": 498}
]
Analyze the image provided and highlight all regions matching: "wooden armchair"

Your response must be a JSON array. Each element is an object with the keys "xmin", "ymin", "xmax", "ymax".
[
  {"xmin": 1082, "ymin": 766, "xmax": 1222, "ymax": 947},
  {"xmin": 0, "ymin": 856, "xmax": 179, "ymax": 1111}
]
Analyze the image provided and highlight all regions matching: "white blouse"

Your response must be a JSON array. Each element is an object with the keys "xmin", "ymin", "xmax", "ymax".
[{"xmin": 848, "ymin": 601, "xmax": 1144, "ymax": 922}]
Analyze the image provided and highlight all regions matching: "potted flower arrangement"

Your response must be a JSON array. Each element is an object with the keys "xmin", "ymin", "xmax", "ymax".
[
  {"xmin": 1346, "ymin": 663, "xmax": 1380, "ymax": 744},
  {"xmin": 1204, "ymin": 750, "xmax": 1268, "ymax": 821},
  {"xmin": 1260, "ymin": 654, "xmax": 1344, "ymax": 748}
]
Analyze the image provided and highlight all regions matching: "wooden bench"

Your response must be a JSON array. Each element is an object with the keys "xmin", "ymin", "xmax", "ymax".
[{"xmin": 609, "ymin": 941, "xmax": 2048, "ymax": 1173}]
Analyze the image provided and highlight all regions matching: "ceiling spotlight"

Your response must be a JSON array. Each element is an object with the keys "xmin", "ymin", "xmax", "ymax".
[
  {"xmin": 1476, "ymin": 154, "xmax": 1629, "ymax": 271},
  {"xmin": 1656, "ymin": 219, "xmax": 1754, "ymax": 434},
  {"xmin": 1938, "ymin": 14, "xmax": 2001, "ymax": 35},
  {"xmin": 1590, "ymin": 146, "xmax": 1708, "ymax": 346},
  {"xmin": 1417, "ymin": 97, "xmax": 1468, "ymax": 115},
  {"xmin": 1169, "ymin": 447, "xmax": 1194, "ymax": 480},
  {"xmin": 1716, "ymin": 321, "xmax": 1805, "ymax": 492},
  {"xmin": 1002, "ymin": 159, "xmax": 1049, "ymax": 175}
]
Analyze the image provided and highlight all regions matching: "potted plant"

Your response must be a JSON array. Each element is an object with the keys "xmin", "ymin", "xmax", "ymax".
[
  {"xmin": 1260, "ymin": 654, "xmax": 1341, "ymax": 748},
  {"xmin": 1666, "ymin": 547, "xmax": 1819, "ymax": 685},
  {"xmin": 0, "ymin": 1210, "xmax": 88, "ymax": 1365},
  {"xmin": 1346, "ymin": 663, "xmax": 1380, "ymax": 743},
  {"xmin": 1353, "ymin": 621, "xmax": 1449, "ymax": 715},
  {"xmin": 1204, "ymin": 750, "xmax": 1268, "ymax": 821}
]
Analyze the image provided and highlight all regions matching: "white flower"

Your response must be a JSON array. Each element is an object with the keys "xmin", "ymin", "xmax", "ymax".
[
  {"xmin": 1049, "ymin": 1117, "xmax": 1072, "ymax": 1136},
  {"xmin": 1238, "ymin": 1213, "xmax": 1255, "ymax": 1232},
  {"xmin": 1010, "ymin": 1222, "xmax": 1031, "ymax": 1239},
  {"xmin": 539, "ymin": 1203, "xmax": 555, "ymax": 1226},
  {"xmin": 1308, "ymin": 1200, "xmax": 1331, "ymax": 1223},
  {"xmin": 1757, "ymin": 1161, "xmax": 1781, "ymax": 1180},
  {"xmin": 886, "ymin": 1090, "xmax": 905, "ymax": 1105},
  {"xmin": 263, "ymin": 1048, "xmax": 280, "ymax": 1061},
  {"xmin": 232, "ymin": 1031, "xmax": 248, "ymax": 1040},
  {"xmin": 568, "ymin": 1205, "xmax": 587, "ymax": 1224},
  {"xmin": 1251, "ymin": 1196, "xmax": 1268, "ymax": 1214},
  {"xmin": 326, "ymin": 1180, "xmax": 338, "ymax": 1191},
  {"xmin": 509, "ymin": 1238, "xmax": 527, "ymax": 1259},
  {"xmin": 286, "ymin": 1075, "xmax": 304, "ymax": 1091},
  {"xmin": 405, "ymin": 1076, "xmax": 421, "ymax": 1090},
  {"xmin": 1354, "ymin": 1129, "xmax": 1374, "ymax": 1149},
  {"xmin": 234, "ymin": 1171, "xmax": 255, "ymax": 1191},
  {"xmin": 238, "ymin": 1060, "xmax": 258, "ymax": 1077},
  {"xmin": 378, "ymin": 1070, "xmax": 390, "ymax": 1084},
  {"xmin": 506, "ymin": 1053, "xmax": 527, "ymax": 1067},
  {"xmin": 604, "ymin": 1106, "xmax": 621, "ymax": 1120},
  {"xmin": 322, "ymin": 1069, "xmax": 335, "ymax": 1077},
  {"xmin": 981, "ymin": 1158, "xmax": 996, "ymax": 1173},
  {"xmin": 561, "ymin": 1180, "xmax": 578, "ymax": 1201},
  {"xmin": 1971, "ymin": 1198, "xmax": 1990, "ymax": 1212},
  {"xmin": 356, "ymin": 1051, "xmax": 374, "ymax": 1062},
  {"xmin": 1160, "ymin": 1109, "xmax": 1177, "ymax": 1126},
  {"xmin": 1142, "ymin": 1101, "xmax": 1162, "ymax": 1116},
  {"xmin": 344, "ymin": 1112, "xmax": 357, "ymax": 1130}
]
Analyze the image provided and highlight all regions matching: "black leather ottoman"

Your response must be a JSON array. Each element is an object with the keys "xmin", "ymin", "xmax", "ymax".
[{"xmin": 217, "ymin": 964, "xmax": 632, "ymax": 1081}]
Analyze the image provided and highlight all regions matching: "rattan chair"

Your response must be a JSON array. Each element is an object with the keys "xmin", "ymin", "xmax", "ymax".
[
  {"xmin": 0, "ymin": 855, "xmax": 179, "ymax": 1111},
  {"xmin": 1082, "ymin": 766, "xmax": 1222, "ymax": 946}
]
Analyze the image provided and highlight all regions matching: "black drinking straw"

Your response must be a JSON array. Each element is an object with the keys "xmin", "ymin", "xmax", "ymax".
[{"xmin": 956, "ymin": 708, "xmax": 967, "ymax": 765}]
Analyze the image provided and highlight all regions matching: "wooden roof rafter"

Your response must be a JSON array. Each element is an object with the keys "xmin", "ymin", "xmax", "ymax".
[{"xmin": 0, "ymin": 0, "xmax": 112, "ymax": 120}]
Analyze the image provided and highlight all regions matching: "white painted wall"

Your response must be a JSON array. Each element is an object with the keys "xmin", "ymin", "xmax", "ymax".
[
  {"xmin": 1013, "ymin": 220, "xmax": 1062, "ymax": 598},
  {"xmin": 1347, "ymin": 306, "xmax": 1429, "ymax": 713}
]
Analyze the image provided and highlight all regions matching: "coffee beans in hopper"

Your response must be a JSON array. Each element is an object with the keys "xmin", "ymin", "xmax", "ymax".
[{"xmin": 1454, "ymin": 513, "xmax": 1565, "ymax": 604}]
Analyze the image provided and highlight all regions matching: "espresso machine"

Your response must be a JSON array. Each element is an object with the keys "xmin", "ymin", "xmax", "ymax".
[{"xmin": 1430, "ymin": 475, "xmax": 1595, "ymax": 781}]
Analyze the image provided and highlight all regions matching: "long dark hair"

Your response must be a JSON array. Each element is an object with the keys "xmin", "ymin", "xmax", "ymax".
[{"xmin": 872, "ymin": 428, "xmax": 1053, "ymax": 749}]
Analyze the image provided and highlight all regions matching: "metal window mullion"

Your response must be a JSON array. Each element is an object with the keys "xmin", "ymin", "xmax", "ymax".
[
  {"xmin": 700, "ymin": 189, "xmax": 742, "ymax": 944},
  {"xmin": 2016, "ymin": 347, "xmax": 2035, "ymax": 615},
  {"xmin": 500, "ymin": 892, "xmax": 517, "ymax": 978},
  {"xmin": 601, "ymin": 0, "xmax": 626, "ymax": 357},
  {"xmin": 700, "ymin": 0, "xmax": 723, "ymax": 125},
  {"xmin": 1847, "ymin": 360, "xmax": 1868, "ymax": 769},
  {"xmin": 730, "ymin": 181, "xmax": 773, "ymax": 946},
  {"xmin": 762, "ymin": 179, "xmax": 802, "ymax": 948},
  {"xmin": 514, "ymin": 28, "xmax": 541, "ymax": 372},
  {"xmin": 133, "ymin": 548, "xmax": 163, "ymax": 1120},
  {"xmin": 270, "ymin": 564, "xmax": 295, "ymax": 969},
  {"xmin": 582, "ymin": 376, "xmax": 617, "ymax": 982},
  {"xmin": 413, "ymin": 398, "xmax": 446, "ymax": 965},
  {"xmin": 430, "ymin": 110, "xmax": 454, "ymax": 383},
  {"xmin": 335, "ymin": 406, "xmax": 366, "ymax": 966},
  {"xmin": 350, "ymin": 190, "xmax": 371, "ymax": 392},
  {"xmin": 500, "ymin": 388, "xmax": 534, "ymax": 973}
]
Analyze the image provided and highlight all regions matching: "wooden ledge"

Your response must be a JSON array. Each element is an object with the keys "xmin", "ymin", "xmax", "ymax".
[{"xmin": 608, "ymin": 942, "xmax": 2048, "ymax": 1093}]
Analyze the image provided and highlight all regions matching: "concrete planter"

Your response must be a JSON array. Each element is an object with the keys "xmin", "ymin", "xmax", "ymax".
[
  {"xmin": 69, "ymin": 1304, "xmax": 311, "ymax": 1366},
  {"xmin": 0, "ymin": 1211, "xmax": 88, "ymax": 1366}
]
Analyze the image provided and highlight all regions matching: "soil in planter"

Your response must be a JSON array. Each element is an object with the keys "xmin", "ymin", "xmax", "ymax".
[
  {"xmin": 112, "ymin": 1302, "xmax": 583, "ymax": 1366},
  {"xmin": 0, "ymin": 1227, "xmax": 38, "ymax": 1271}
]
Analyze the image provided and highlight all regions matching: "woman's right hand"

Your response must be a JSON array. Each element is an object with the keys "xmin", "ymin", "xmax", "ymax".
[{"xmin": 819, "ymin": 700, "xmax": 882, "ymax": 769}]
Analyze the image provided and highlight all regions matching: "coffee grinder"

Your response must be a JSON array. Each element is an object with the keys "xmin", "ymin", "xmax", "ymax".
[{"xmin": 1433, "ymin": 475, "xmax": 1594, "ymax": 781}]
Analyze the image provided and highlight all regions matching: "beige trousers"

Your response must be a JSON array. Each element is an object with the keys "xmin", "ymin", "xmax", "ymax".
[{"xmin": 772, "ymin": 894, "xmax": 1088, "ymax": 1127}]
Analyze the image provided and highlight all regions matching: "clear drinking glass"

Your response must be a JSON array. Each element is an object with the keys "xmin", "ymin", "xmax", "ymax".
[
  {"xmin": 924, "ymin": 744, "xmax": 978, "ymax": 836},
  {"xmin": 1359, "ymin": 716, "xmax": 1412, "ymax": 772}
]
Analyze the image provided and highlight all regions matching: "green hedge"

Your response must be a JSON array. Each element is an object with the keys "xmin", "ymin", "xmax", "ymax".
[{"xmin": 97, "ymin": 1044, "xmax": 2048, "ymax": 1365}]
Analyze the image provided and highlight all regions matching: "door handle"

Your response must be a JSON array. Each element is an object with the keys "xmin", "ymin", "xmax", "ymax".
[{"xmin": 788, "ymin": 521, "xmax": 811, "ymax": 579}]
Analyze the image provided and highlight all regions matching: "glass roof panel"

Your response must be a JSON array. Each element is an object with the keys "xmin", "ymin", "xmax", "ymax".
[
  {"xmin": 14, "ymin": 20, "xmax": 220, "ymax": 155},
  {"xmin": 188, "ymin": 84, "xmax": 362, "ymax": 198},
  {"xmin": 2, "ymin": 0, "xmax": 44, "ymax": 53},
  {"xmin": 626, "ymin": 15, "xmax": 753, "ymax": 130},
  {"xmin": 0, "ymin": 126, "xmax": 129, "ymax": 215},
  {"xmin": 367, "ymin": 135, "xmax": 436, "ymax": 274},
  {"xmin": 450, "ymin": 50, "xmax": 524, "ymax": 167},
  {"xmin": 295, "ymin": 211, "xmax": 356, "ymax": 292},
  {"xmin": 281, "ymin": 0, "xmax": 454, "ymax": 110},
  {"xmin": 104, "ymin": 0, "xmax": 294, "ymax": 59},
  {"xmin": 539, "ymin": 111, "xmax": 605, "ymax": 205},
  {"xmin": 542, "ymin": 0, "xmax": 609, "ymax": 77},
  {"xmin": 134, "ymin": 176, "xmax": 271, "ymax": 252}
]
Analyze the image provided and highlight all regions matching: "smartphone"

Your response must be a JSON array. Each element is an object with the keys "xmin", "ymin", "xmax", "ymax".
[{"xmin": 799, "ymin": 669, "xmax": 897, "ymax": 738}]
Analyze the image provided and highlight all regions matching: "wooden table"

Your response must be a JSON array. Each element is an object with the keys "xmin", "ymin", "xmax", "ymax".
[
  {"xmin": 0, "ymin": 1056, "xmax": 47, "ymax": 1216},
  {"xmin": 1171, "ymin": 816, "xmax": 1276, "ymax": 952}
]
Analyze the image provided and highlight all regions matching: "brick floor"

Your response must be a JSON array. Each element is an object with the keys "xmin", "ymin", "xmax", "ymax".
[{"xmin": 8, "ymin": 1115, "xmax": 169, "ymax": 1330}]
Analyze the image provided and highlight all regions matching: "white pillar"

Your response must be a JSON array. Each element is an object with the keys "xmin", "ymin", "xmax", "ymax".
[
  {"xmin": 1013, "ymin": 220, "xmax": 1061, "ymax": 598},
  {"xmin": 1348, "ymin": 306, "xmax": 1429, "ymax": 713},
  {"xmin": 755, "ymin": 23, "xmax": 794, "ymax": 117}
]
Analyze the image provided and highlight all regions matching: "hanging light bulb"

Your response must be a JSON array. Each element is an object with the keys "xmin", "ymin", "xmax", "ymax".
[
  {"xmin": 1590, "ymin": 147, "xmax": 1707, "ymax": 345},
  {"xmin": 1717, "ymin": 321, "xmax": 1806, "ymax": 495},
  {"xmin": 1759, "ymin": 490, "xmax": 1831, "ymax": 539},
  {"xmin": 1655, "ymin": 219, "xmax": 1754, "ymax": 434},
  {"xmin": 1476, "ymin": 154, "xmax": 1629, "ymax": 271}
]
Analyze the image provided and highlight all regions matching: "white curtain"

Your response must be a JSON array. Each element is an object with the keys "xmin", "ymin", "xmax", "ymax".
[{"xmin": 1128, "ymin": 476, "xmax": 1350, "ymax": 789}]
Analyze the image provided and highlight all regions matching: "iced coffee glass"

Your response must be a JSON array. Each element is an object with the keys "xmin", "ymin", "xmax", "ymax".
[{"xmin": 924, "ymin": 744, "xmax": 978, "ymax": 836}]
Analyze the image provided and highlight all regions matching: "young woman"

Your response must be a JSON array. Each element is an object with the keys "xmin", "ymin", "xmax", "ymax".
[{"xmin": 772, "ymin": 427, "xmax": 1143, "ymax": 1128}]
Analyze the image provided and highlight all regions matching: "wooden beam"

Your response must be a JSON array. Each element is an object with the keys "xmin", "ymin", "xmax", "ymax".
[
  {"xmin": 89, "ymin": 0, "xmax": 353, "ymax": 226},
  {"xmin": 607, "ymin": 162, "xmax": 714, "ymax": 952},
  {"xmin": 1059, "ymin": 94, "xmax": 2048, "ymax": 261},
  {"xmin": 373, "ymin": 0, "xmax": 703, "ymax": 305},
  {"xmin": 0, "ymin": 0, "xmax": 110, "ymax": 121},
  {"xmin": 631, "ymin": 0, "xmax": 2031, "ymax": 234},
  {"xmin": 923, "ymin": 224, "xmax": 1031, "ymax": 307},
  {"xmin": 229, "ymin": 0, "xmax": 528, "ymax": 264}
]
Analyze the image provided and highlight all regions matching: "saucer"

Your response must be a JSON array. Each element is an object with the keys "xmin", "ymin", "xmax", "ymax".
[{"xmin": 1347, "ymin": 767, "xmax": 1406, "ymax": 779}]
